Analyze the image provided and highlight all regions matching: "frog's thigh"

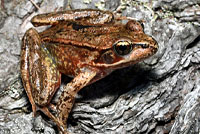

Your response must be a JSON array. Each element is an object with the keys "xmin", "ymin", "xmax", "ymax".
[
  {"xmin": 21, "ymin": 28, "xmax": 37, "ymax": 115},
  {"xmin": 22, "ymin": 28, "xmax": 61, "ymax": 107},
  {"xmin": 32, "ymin": 48, "xmax": 61, "ymax": 106}
]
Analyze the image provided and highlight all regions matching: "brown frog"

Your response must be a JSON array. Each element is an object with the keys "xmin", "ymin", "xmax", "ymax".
[{"xmin": 21, "ymin": 9, "xmax": 158, "ymax": 134}]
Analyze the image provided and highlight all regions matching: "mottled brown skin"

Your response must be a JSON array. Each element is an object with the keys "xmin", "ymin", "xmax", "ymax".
[{"xmin": 21, "ymin": 9, "xmax": 158, "ymax": 134}]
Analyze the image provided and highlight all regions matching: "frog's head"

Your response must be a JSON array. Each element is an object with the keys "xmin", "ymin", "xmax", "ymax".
[{"xmin": 95, "ymin": 20, "xmax": 158, "ymax": 69}]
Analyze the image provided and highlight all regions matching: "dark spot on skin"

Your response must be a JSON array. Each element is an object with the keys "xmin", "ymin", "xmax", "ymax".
[
  {"xmin": 61, "ymin": 103, "xmax": 66, "ymax": 109},
  {"xmin": 56, "ymin": 27, "xmax": 65, "ymax": 33},
  {"xmin": 72, "ymin": 23, "xmax": 92, "ymax": 31},
  {"xmin": 64, "ymin": 96, "xmax": 70, "ymax": 102},
  {"xmin": 62, "ymin": 116, "xmax": 65, "ymax": 122}
]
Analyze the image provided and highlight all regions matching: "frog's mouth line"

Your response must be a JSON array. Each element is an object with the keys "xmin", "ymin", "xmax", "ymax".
[{"xmin": 94, "ymin": 46, "xmax": 157, "ymax": 68}]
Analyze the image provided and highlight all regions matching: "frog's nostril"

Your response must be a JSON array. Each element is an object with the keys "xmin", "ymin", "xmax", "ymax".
[{"xmin": 150, "ymin": 43, "xmax": 158, "ymax": 53}]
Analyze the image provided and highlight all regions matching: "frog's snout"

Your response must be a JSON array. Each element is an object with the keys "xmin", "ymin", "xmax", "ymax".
[
  {"xmin": 150, "ymin": 37, "xmax": 158, "ymax": 54},
  {"xmin": 144, "ymin": 35, "xmax": 158, "ymax": 55}
]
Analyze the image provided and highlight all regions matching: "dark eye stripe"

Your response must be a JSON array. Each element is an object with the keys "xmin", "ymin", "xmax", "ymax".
[
  {"xmin": 113, "ymin": 40, "xmax": 150, "ymax": 56},
  {"xmin": 134, "ymin": 43, "xmax": 149, "ymax": 48}
]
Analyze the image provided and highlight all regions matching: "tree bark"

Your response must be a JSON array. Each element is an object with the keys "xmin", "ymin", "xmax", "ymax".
[{"xmin": 0, "ymin": 0, "xmax": 200, "ymax": 134}]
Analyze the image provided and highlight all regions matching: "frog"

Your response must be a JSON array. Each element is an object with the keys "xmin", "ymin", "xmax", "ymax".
[{"xmin": 20, "ymin": 9, "xmax": 158, "ymax": 134}]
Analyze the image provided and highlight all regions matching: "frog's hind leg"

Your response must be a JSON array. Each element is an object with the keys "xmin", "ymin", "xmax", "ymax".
[
  {"xmin": 21, "ymin": 28, "xmax": 61, "ymax": 116},
  {"xmin": 21, "ymin": 28, "xmax": 38, "ymax": 116}
]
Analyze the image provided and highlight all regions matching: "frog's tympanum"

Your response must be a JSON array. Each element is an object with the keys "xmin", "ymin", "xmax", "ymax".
[{"xmin": 21, "ymin": 9, "xmax": 158, "ymax": 133}]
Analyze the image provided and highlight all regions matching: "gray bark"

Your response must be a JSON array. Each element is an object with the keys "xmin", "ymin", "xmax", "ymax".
[{"xmin": 0, "ymin": 0, "xmax": 200, "ymax": 134}]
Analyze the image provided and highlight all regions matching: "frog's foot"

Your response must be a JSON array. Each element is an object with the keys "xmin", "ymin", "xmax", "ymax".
[{"xmin": 39, "ymin": 107, "xmax": 68, "ymax": 133}]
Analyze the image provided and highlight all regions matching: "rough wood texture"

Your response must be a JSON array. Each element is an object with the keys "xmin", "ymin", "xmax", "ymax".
[{"xmin": 0, "ymin": 0, "xmax": 200, "ymax": 134}]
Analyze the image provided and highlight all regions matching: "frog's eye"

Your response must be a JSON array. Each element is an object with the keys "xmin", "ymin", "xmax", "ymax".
[{"xmin": 114, "ymin": 41, "xmax": 133, "ymax": 56}]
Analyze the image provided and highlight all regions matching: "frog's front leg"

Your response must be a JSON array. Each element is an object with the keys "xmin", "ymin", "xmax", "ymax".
[
  {"xmin": 31, "ymin": 9, "xmax": 114, "ymax": 27},
  {"xmin": 55, "ymin": 70, "xmax": 97, "ymax": 133},
  {"xmin": 21, "ymin": 28, "xmax": 61, "ymax": 116}
]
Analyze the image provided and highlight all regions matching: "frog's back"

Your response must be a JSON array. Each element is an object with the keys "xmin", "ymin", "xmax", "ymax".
[{"xmin": 39, "ymin": 21, "xmax": 133, "ymax": 50}]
